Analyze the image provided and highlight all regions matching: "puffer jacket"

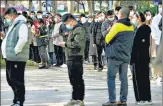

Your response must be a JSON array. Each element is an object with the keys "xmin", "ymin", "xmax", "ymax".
[{"xmin": 105, "ymin": 18, "xmax": 135, "ymax": 62}]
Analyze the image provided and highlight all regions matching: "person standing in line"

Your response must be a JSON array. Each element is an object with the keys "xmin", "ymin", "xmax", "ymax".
[
  {"xmin": 103, "ymin": 8, "xmax": 135, "ymax": 106},
  {"xmin": 88, "ymin": 15, "xmax": 98, "ymax": 70},
  {"xmin": 59, "ymin": 22, "xmax": 70, "ymax": 67},
  {"xmin": 36, "ymin": 18, "xmax": 49, "ymax": 69},
  {"xmin": 92, "ymin": 12, "xmax": 105, "ymax": 72},
  {"xmin": 130, "ymin": 11, "xmax": 152, "ymax": 105},
  {"xmin": 151, "ymin": 2, "xmax": 162, "ymax": 53},
  {"xmin": 47, "ymin": 16, "xmax": 55, "ymax": 66},
  {"xmin": 59, "ymin": 13, "xmax": 85, "ymax": 106},
  {"xmin": 1, "ymin": 8, "xmax": 29, "ymax": 106},
  {"xmin": 80, "ymin": 14, "xmax": 91, "ymax": 64},
  {"xmin": 52, "ymin": 13, "xmax": 64, "ymax": 67},
  {"xmin": 151, "ymin": 2, "xmax": 162, "ymax": 83}
]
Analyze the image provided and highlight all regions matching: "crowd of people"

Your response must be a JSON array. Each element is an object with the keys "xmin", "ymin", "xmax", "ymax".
[{"xmin": 0, "ymin": 2, "xmax": 162, "ymax": 106}]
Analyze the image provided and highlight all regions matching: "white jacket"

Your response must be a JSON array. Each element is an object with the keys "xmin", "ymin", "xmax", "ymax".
[
  {"xmin": 151, "ymin": 13, "xmax": 162, "ymax": 45},
  {"xmin": 51, "ymin": 22, "xmax": 63, "ymax": 45}
]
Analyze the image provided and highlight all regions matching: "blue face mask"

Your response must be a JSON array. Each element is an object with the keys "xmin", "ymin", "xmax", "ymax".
[
  {"xmin": 66, "ymin": 24, "xmax": 73, "ymax": 30},
  {"xmin": 5, "ymin": 19, "xmax": 12, "ymax": 26}
]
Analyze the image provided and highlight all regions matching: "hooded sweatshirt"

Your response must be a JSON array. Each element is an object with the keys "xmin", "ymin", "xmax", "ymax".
[{"xmin": 1, "ymin": 15, "xmax": 29, "ymax": 61}]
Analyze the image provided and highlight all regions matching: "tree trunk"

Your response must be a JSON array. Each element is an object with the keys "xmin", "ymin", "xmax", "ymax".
[
  {"xmin": 87, "ymin": 0, "xmax": 93, "ymax": 15},
  {"xmin": 77, "ymin": 3, "xmax": 79, "ymax": 13},
  {"xmin": 82, "ymin": 2, "xmax": 85, "ymax": 13},
  {"xmin": 67, "ymin": 1, "xmax": 74, "ymax": 14},
  {"xmin": 100, "ymin": 1, "xmax": 102, "ymax": 11},
  {"xmin": 38, "ymin": 0, "xmax": 42, "ymax": 11},
  {"xmin": 5, "ymin": 0, "xmax": 9, "ymax": 9},
  {"xmin": 113, "ymin": 0, "xmax": 120, "ymax": 10},
  {"xmin": 52, "ymin": 0, "xmax": 57, "ymax": 16},
  {"xmin": 29, "ymin": 0, "xmax": 32, "ymax": 11}
]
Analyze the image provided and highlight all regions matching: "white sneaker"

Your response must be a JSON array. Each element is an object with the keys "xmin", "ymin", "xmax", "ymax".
[
  {"xmin": 156, "ymin": 77, "xmax": 162, "ymax": 85},
  {"xmin": 137, "ymin": 101, "xmax": 145, "ymax": 105},
  {"xmin": 60, "ymin": 64, "xmax": 67, "ymax": 68},
  {"xmin": 143, "ymin": 101, "xmax": 153, "ymax": 105}
]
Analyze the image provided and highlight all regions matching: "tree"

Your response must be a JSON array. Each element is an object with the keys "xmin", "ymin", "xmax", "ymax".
[
  {"xmin": 29, "ymin": 0, "xmax": 32, "ymax": 11},
  {"xmin": 75, "ymin": 0, "xmax": 85, "ymax": 13},
  {"xmin": 38, "ymin": 0, "xmax": 42, "ymax": 11},
  {"xmin": 87, "ymin": 0, "xmax": 93, "ymax": 15},
  {"xmin": 51, "ymin": 0, "xmax": 57, "ymax": 16},
  {"xmin": 67, "ymin": 1, "xmax": 74, "ymax": 14}
]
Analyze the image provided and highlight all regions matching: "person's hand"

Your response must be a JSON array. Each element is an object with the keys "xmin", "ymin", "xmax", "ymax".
[
  {"xmin": 93, "ymin": 44, "xmax": 96, "ymax": 48},
  {"xmin": 58, "ymin": 42, "xmax": 65, "ymax": 47},
  {"xmin": 65, "ymin": 32, "xmax": 69, "ymax": 36},
  {"xmin": 107, "ymin": 27, "xmax": 111, "ymax": 32}
]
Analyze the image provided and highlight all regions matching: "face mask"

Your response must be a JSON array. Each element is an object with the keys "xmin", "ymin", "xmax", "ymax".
[
  {"xmin": 5, "ymin": 19, "xmax": 12, "ymax": 26},
  {"xmin": 146, "ymin": 16, "xmax": 151, "ymax": 21},
  {"xmin": 95, "ymin": 19, "xmax": 98, "ymax": 22},
  {"xmin": 66, "ymin": 24, "xmax": 73, "ymax": 30},
  {"xmin": 159, "ymin": 8, "xmax": 162, "ymax": 14},
  {"xmin": 98, "ymin": 17, "xmax": 104, "ymax": 21},
  {"xmin": 88, "ymin": 20, "xmax": 92, "ymax": 23},
  {"xmin": 130, "ymin": 11, "xmax": 134, "ymax": 17},
  {"xmin": 108, "ymin": 17, "xmax": 114, "ymax": 21},
  {"xmin": 76, "ymin": 18, "xmax": 79, "ymax": 21},
  {"xmin": 28, "ymin": 24, "xmax": 31, "ymax": 28},
  {"xmin": 37, "ymin": 15, "xmax": 42, "ymax": 19},
  {"xmin": 81, "ymin": 17, "xmax": 87, "ymax": 24},
  {"xmin": 131, "ymin": 19, "xmax": 137, "ymax": 27},
  {"xmin": 54, "ymin": 18, "xmax": 58, "ymax": 22}
]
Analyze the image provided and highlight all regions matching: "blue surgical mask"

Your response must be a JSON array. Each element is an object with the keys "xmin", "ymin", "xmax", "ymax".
[
  {"xmin": 66, "ymin": 24, "xmax": 73, "ymax": 30},
  {"xmin": 5, "ymin": 19, "xmax": 12, "ymax": 26}
]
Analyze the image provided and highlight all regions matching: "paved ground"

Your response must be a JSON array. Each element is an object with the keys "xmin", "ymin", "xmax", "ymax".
[{"xmin": 1, "ymin": 65, "xmax": 162, "ymax": 106}]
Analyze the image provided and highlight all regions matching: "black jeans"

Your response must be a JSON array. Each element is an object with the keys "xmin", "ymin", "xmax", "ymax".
[
  {"xmin": 67, "ymin": 58, "xmax": 85, "ymax": 101},
  {"xmin": 6, "ymin": 60, "xmax": 26, "ymax": 105},
  {"xmin": 54, "ymin": 45, "xmax": 63, "ymax": 66},
  {"xmin": 84, "ymin": 40, "xmax": 90, "ymax": 61},
  {"xmin": 33, "ymin": 46, "xmax": 41, "ymax": 63},
  {"xmin": 96, "ymin": 44, "xmax": 103, "ymax": 69}
]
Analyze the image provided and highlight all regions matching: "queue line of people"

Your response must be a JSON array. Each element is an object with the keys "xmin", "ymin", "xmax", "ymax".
[{"xmin": 0, "ymin": 2, "xmax": 162, "ymax": 106}]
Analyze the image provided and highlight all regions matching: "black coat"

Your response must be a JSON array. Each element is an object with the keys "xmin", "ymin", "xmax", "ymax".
[{"xmin": 130, "ymin": 24, "xmax": 151, "ymax": 64}]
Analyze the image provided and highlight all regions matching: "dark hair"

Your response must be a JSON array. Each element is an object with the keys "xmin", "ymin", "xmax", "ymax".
[
  {"xmin": 17, "ymin": 13, "xmax": 21, "ymax": 15},
  {"xmin": 80, "ymin": 14, "xmax": 86, "ymax": 17},
  {"xmin": 37, "ymin": 10, "xmax": 43, "ymax": 14},
  {"xmin": 22, "ymin": 11, "xmax": 28, "ymax": 18},
  {"xmin": 128, "ymin": 6, "xmax": 134, "ymax": 11},
  {"xmin": 38, "ymin": 18, "xmax": 44, "ymax": 24},
  {"xmin": 158, "ymin": 1, "xmax": 162, "ymax": 5},
  {"xmin": 31, "ymin": 11, "xmax": 35, "ymax": 14},
  {"xmin": 62, "ymin": 13, "xmax": 75, "ymax": 22},
  {"xmin": 107, "ymin": 10, "xmax": 114, "ymax": 16},
  {"xmin": 56, "ymin": 13, "xmax": 62, "ymax": 18},
  {"xmin": 115, "ymin": 6, "xmax": 121, "ymax": 11},
  {"xmin": 136, "ymin": 11, "xmax": 146, "ymax": 22},
  {"xmin": 5, "ymin": 7, "xmax": 17, "ymax": 16}
]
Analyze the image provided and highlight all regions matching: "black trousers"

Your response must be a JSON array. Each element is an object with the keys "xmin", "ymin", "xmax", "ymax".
[
  {"xmin": 67, "ymin": 58, "xmax": 85, "ymax": 101},
  {"xmin": 132, "ymin": 63, "xmax": 152, "ymax": 102},
  {"xmin": 54, "ymin": 45, "xmax": 63, "ymax": 66},
  {"xmin": 6, "ymin": 60, "xmax": 26, "ymax": 105},
  {"xmin": 96, "ymin": 44, "xmax": 103, "ymax": 69},
  {"xmin": 84, "ymin": 40, "xmax": 90, "ymax": 61},
  {"xmin": 33, "ymin": 46, "xmax": 41, "ymax": 63}
]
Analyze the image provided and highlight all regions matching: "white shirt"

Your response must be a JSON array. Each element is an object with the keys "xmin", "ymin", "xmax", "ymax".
[{"xmin": 151, "ymin": 13, "xmax": 162, "ymax": 45}]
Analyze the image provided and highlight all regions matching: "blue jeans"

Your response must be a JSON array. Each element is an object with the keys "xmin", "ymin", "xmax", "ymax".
[{"xmin": 107, "ymin": 59, "xmax": 128, "ymax": 102}]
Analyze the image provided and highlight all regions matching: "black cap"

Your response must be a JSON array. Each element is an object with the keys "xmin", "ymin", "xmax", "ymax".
[{"xmin": 62, "ymin": 13, "xmax": 75, "ymax": 22}]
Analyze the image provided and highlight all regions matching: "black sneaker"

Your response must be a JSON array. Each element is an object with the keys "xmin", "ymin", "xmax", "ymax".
[{"xmin": 39, "ymin": 65, "xmax": 46, "ymax": 69}]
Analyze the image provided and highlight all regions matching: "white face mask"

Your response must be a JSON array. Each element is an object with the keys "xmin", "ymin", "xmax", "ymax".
[
  {"xmin": 131, "ymin": 18, "xmax": 137, "ymax": 27},
  {"xmin": 146, "ymin": 16, "xmax": 151, "ymax": 21},
  {"xmin": 130, "ymin": 11, "xmax": 134, "ymax": 17},
  {"xmin": 81, "ymin": 17, "xmax": 87, "ymax": 24},
  {"xmin": 88, "ymin": 20, "xmax": 92, "ymax": 23},
  {"xmin": 95, "ymin": 19, "xmax": 98, "ymax": 22},
  {"xmin": 159, "ymin": 8, "xmax": 162, "ymax": 14},
  {"xmin": 37, "ymin": 15, "xmax": 42, "ymax": 19},
  {"xmin": 108, "ymin": 17, "xmax": 114, "ymax": 21},
  {"xmin": 54, "ymin": 18, "xmax": 58, "ymax": 22}
]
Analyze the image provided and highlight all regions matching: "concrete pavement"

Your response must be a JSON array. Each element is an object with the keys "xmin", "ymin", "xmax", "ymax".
[{"xmin": 1, "ymin": 65, "xmax": 162, "ymax": 106}]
